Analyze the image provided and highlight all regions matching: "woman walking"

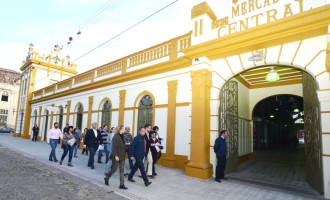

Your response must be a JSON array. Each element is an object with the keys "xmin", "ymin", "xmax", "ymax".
[
  {"xmin": 81, "ymin": 128, "xmax": 89, "ymax": 156},
  {"xmin": 60, "ymin": 126, "xmax": 74, "ymax": 167},
  {"xmin": 104, "ymin": 125, "xmax": 127, "ymax": 190},
  {"xmin": 73, "ymin": 128, "xmax": 80, "ymax": 158}
]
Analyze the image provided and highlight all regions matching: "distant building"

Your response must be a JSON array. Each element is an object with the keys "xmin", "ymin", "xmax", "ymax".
[{"xmin": 0, "ymin": 67, "xmax": 20, "ymax": 129}]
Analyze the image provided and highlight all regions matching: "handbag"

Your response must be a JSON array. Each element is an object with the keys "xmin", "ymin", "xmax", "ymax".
[
  {"xmin": 97, "ymin": 144, "xmax": 104, "ymax": 151},
  {"xmin": 67, "ymin": 138, "xmax": 76, "ymax": 146}
]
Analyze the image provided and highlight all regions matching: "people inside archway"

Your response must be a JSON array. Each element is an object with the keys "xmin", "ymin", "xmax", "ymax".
[
  {"xmin": 149, "ymin": 131, "xmax": 163, "ymax": 176},
  {"xmin": 47, "ymin": 122, "xmax": 62, "ymax": 163},
  {"xmin": 32, "ymin": 123, "xmax": 39, "ymax": 142},
  {"xmin": 98, "ymin": 125, "xmax": 110, "ymax": 164},
  {"xmin": 128, "ymin": 127, "xmax": 152, "ymax": 187},
  {"xmin": 123, "ymin": 126, "xmax": 133, "ymax": 170},
  {"xmin": 104, "ymin": 125, "xmax": 128, "ymax": 190},
  {"xmin": 73, "ymin": 128, "xmax": 80, "ymax": 158},
  {"xmin": 60, "ymin": 126, "xmax": 75, "ymax": 167},
  {"xmin": 214, "ymin": 130, "xmax": 228, "ymax": 183},
  {"xmin": 81, "ymin": 128, "xmax": 88, "ymax": 156},
  {"xmin": 84, "ymin": 122, "xmax": 103, "ymax": 169}
]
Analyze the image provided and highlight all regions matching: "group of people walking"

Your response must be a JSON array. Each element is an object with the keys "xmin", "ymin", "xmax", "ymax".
[{"xmin": 45, "ymin": 121, "xmax": 163, "ymax": 190}]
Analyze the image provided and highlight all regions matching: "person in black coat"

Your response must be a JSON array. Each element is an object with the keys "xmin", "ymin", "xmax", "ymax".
[
  {"xmin": 127, "ymin": 127, "xmax": 152, "ymax": 187},
  {"xmin": 84, "ymin": 122, "xmax": 103, "ymax": 169},
  {"xmin": 213, "ymin": 130, "xmax": 228, "ymax": 183},
  {"xmin": 32, "ymin": 124, "xmax": 39, "ymax": 142}
]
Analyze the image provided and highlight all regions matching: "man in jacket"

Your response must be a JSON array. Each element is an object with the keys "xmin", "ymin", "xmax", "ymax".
[
  {"xmin": 127, "ymin": 127, "xmax": 152, "ymax": 186},
  {"xmin": 214, "ymin": 130, "xmax": 228, "ymax": 183},
  {"xmin": 84, "ymin": 122, "xmax": 102, "ymax": 169},
  {"xmin": 32, "ymin": 124, "xmax": 39, "ymax": 142},
  {"xmin": 139, "ymin": 124, "xmax": 154, "ymax": 178},
  {"xmin": 104, "ymin": 125, "xmax": 127, "ymax": 190},
  {"xmin": 123, "ymin": 126, "xmax": 133, "ymax": 170}
]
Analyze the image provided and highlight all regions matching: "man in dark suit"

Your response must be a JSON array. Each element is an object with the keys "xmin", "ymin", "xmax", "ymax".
[
  {"xmin": 32, "ymin": 124, "xmax": 39, "ymax": 142},
  {"xmin": 127, "ymin": 127, "xmax": 152, "ymax": 186},
  {"xmin": 214, "ymin": 130, "xmax": 228, "ymax": 183},
  {"xmin": 104, "ymin": 125, "xmax": 127, "ymax": 190},
  {"xmin": 84, "ymin": 122, "xmax": 102, "ymax": 169}
]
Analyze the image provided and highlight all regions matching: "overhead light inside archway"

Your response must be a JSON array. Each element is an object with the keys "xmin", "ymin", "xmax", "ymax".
[{"xmin": 266, "ymin": 67, "xmax": 280, "ymax": 82}]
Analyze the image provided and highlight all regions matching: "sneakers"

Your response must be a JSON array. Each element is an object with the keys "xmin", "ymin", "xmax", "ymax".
[
  {"xmin": 97, "ymin": 161, "xmax": 103, "ymax": 164},
  {"xmin": 59, "ymin": 161, "xmax": 63, "ymax": 165},
  {"xmin": 104, "ymin": 178, "xmax": 109, "ymax": 185}
]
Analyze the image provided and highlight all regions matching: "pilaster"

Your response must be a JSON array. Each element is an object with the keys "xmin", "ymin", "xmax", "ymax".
[
  {"xmin": 185, "ymin": 69, "xmax": 213, "ymax": 179},
  {"xmin": 163, "ymin": 80, "xmax": 178, "ymax": 168},
  {"xmin": 66, "ymin": 100, "xmax": 71, "ymax": 124},
  {"xmin": 13, "ymin": 74, "xmax": 23, "ymax": 137},
  {"xmin": 118, "ymin": 90, "xmax": 126, "ymax": 125},
  {"xmin": 49, "ymin": 103, "xmax": 55, "ymax": 129},
  {"xmin": 37, "ymin": 106, "xmax": 42, "ymax": 141},
  {"xmin": 87, "ymin": 96, "xmax": 94, "ymax": 128}
]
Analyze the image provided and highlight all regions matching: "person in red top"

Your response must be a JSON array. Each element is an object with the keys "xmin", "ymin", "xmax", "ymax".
[{"xmin": 149, "ymin": 131, "xmax": 163, "ymax": 176}]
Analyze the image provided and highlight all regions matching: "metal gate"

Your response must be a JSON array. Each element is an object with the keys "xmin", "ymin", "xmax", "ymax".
[
  {"xmin": 219, "ymin": 81, "xmax": 238, "ymax": 174},
  {"xmin": 302, "ymin": 72, "xmax": 323, "ymax": 194}
]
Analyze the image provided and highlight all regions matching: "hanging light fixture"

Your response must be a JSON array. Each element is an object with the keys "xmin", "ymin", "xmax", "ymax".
[{"xmin": 266, "ymin": 67, "xmax": 280, "ymax": 82}]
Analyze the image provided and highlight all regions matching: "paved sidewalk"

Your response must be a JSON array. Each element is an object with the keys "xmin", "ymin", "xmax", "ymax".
[{"xmin": 0, "ymin": 134, "xmax": 324, "ymax": 200}]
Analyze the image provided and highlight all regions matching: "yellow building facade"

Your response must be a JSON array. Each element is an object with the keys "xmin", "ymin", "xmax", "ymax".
[{"xmin": 15, "ymin": 1, "xmax": 330, "ymax": 198}]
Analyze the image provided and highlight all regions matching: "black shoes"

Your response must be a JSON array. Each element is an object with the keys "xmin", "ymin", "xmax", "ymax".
[
  {"xmin": 215, "ymin": 179, "xmax": 222, "ymax": 183},
  {"xmin": 98, "ymin": 161, "xmax": 103, "ymax": 164},
  {"xmin": 152, "ymin": 172, "xmax": 157, "ymax": 176},
  {"xmin": 104, "ymin": 178, "xmax": 109, "ymax": 185},
  {"xmin": 145, "ymin": 181, "xmax": 152, "ymax": 186},
  {"xmin": 54, "ymin": 160, "xmax": 58, "ymax": 163},
  {"xmin": 119, "ymin": 185, "xmax": 128, "ymax": 190},
  {"xmin": 49, "ymin": 159, "xmax": 53, "ymax": 162}
]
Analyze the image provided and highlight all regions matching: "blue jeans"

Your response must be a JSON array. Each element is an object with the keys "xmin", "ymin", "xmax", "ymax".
[
  {"xmin": 98, "ymin": 144, "xmax": 109, "ymax": 163},
  {"xmin": 73, "ymin": 144, "xmax": 78, "ymax": 157},
  {"xmin": 49, "ymin": 139, "xmax": 58, "ymax": 161},
  {"xmin": 61, "ymin": 144, "xmax": 73, "ymax": 163},
  {"xmin": 88, "ymin": 146, "xmax": 96, "ymax": 167},
  {"xmin": 128, "ymin": 158, "xmax": 148, "ymax": 183}
]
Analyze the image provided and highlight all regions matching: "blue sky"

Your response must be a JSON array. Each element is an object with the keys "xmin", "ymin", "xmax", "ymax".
[{"xmin": 0, "ymin": 0, "xmax": 198, "ymax": 73}]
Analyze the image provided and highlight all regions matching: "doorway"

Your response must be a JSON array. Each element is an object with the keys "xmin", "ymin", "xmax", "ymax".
[
  {"xmin": 137, "ymin": 95, "xmax": 153, "ymax": 132},
  {"xmin": 43, "ymin": 110, "xmax": 49, "ymax": 141}
]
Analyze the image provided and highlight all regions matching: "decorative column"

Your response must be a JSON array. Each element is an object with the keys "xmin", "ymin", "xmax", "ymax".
[
  {"xmin": 66, "ymin": 100, "xmax": 71, "ymax": 124},
  {"xmin": 163, "ymin": 80, "xmax": 178, "ymax": 168},
  {"xmin": 21, "ymin": 68, "xmax": 36, "ymax": 139},
  {"xmin": 87, "ymin": 96, "xmax": 94, "ymax": 129},
  {"xmin": 185, "ymin": 69, "xmax": 213, "ymax": 179},
  {"xmin": 49, "ymin": 103, "xmax": 55, "ymax": 129},
  {"xmin": 37, "ymin": 106, "xmax": 42, "ymax": 141},
  {"xmin": 118, "ymin": 90, "xmax": 126, "ymax": 125},
  {"xmin": 13, "ymin": 74, "xmax": 23, "ymax": 137}
]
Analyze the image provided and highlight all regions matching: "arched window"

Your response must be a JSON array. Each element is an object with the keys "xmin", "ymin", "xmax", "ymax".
[
  {"xmin": 76, "ymin": 104, "xmax": 83, "ymax": 130},
  {"xmin": 137, "ymin": 95, "xmax": 153, "ymax": 131},
  {"xmin": 101, "ymin": 100, "xmax": 111, "ymax": 128},
  {"xmin": 59, "ymin": 107, "xmax": 63, "ymax": 130}
]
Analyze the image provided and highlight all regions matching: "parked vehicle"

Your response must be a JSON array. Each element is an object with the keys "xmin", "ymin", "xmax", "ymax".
[{"xmin": 0, "ymin": 128, "xmax": 14, "ymax": 133}]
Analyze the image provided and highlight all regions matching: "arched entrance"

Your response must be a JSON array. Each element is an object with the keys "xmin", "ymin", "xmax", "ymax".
[
  {"xmin": 101, "ymin": 100, "xmax": 111, "ymax": 127},
  {"xmin": 43, "ymin": 110, "xmax": 49, "ymax": 141},
  {"xmin": 137, "ymin": 95, "xmax": 153, "ymax": 131},
  {"xmin": 76, "ymin": 104, "xmax": 83, "ymax": 130},
  {"xmin": 218, "ymin": 65, "xmax": 323, "ymax": 194}
]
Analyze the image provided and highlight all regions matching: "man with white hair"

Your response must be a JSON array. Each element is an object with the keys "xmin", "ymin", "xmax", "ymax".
[{"xmin": 84, "ymin": 122, "xmax": 103, "ymax": 169}]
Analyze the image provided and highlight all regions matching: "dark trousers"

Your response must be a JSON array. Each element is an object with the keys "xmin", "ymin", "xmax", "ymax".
[
  {"xmin": 152, "ymin": 152, "xmax": 161, "ymax": 174},
  {"xmin": 88, "ymin": 146, "xmax": 96, "ymax": 167},
  {"xmin": 61, "ymin": 144, "xmax": 73, "ymax": 163},
  {"xmin": 32, "ymin": 132, "xmax": 38, "ymax": 142},
  {"xmin": 128, "ymin": 158, "xmax": 149, "ymax": 184},
  {"xmin": 216, "ymin": 156, "xmax": 226, "ymax": 180},
  {"xmin": 105, "ymin": 157, "xmax": 125, "ymax": 186},
  {"xmin": 82, "ymin": 147, "xmax": 89, "ymax": 155},
  {"xmin": 126, "ymin": 148, "xmax": 133, "ymax": 169}
]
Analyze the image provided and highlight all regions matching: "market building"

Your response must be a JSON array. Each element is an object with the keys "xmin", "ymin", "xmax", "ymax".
[{"xmin": 15, "ymin": 1, "xmax": 330, "ymax": 198}]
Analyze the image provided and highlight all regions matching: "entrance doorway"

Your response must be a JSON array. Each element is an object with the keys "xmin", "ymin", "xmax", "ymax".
[
  {"xmin": 76, "ymin": 104, "xmax": 83, "ymax": 130},
  {"xmin": 218, "ymin": 66, "xmax": 323, "ymax": 195},
  {"xmin": 43, "ymin": 110, "xmax": 49, "ymax": 141}
]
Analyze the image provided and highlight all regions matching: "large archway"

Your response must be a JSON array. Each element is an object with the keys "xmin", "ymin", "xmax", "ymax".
[{"xmin": 218, "ymin": 65, "xmax": 323, "ymax": 194}]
